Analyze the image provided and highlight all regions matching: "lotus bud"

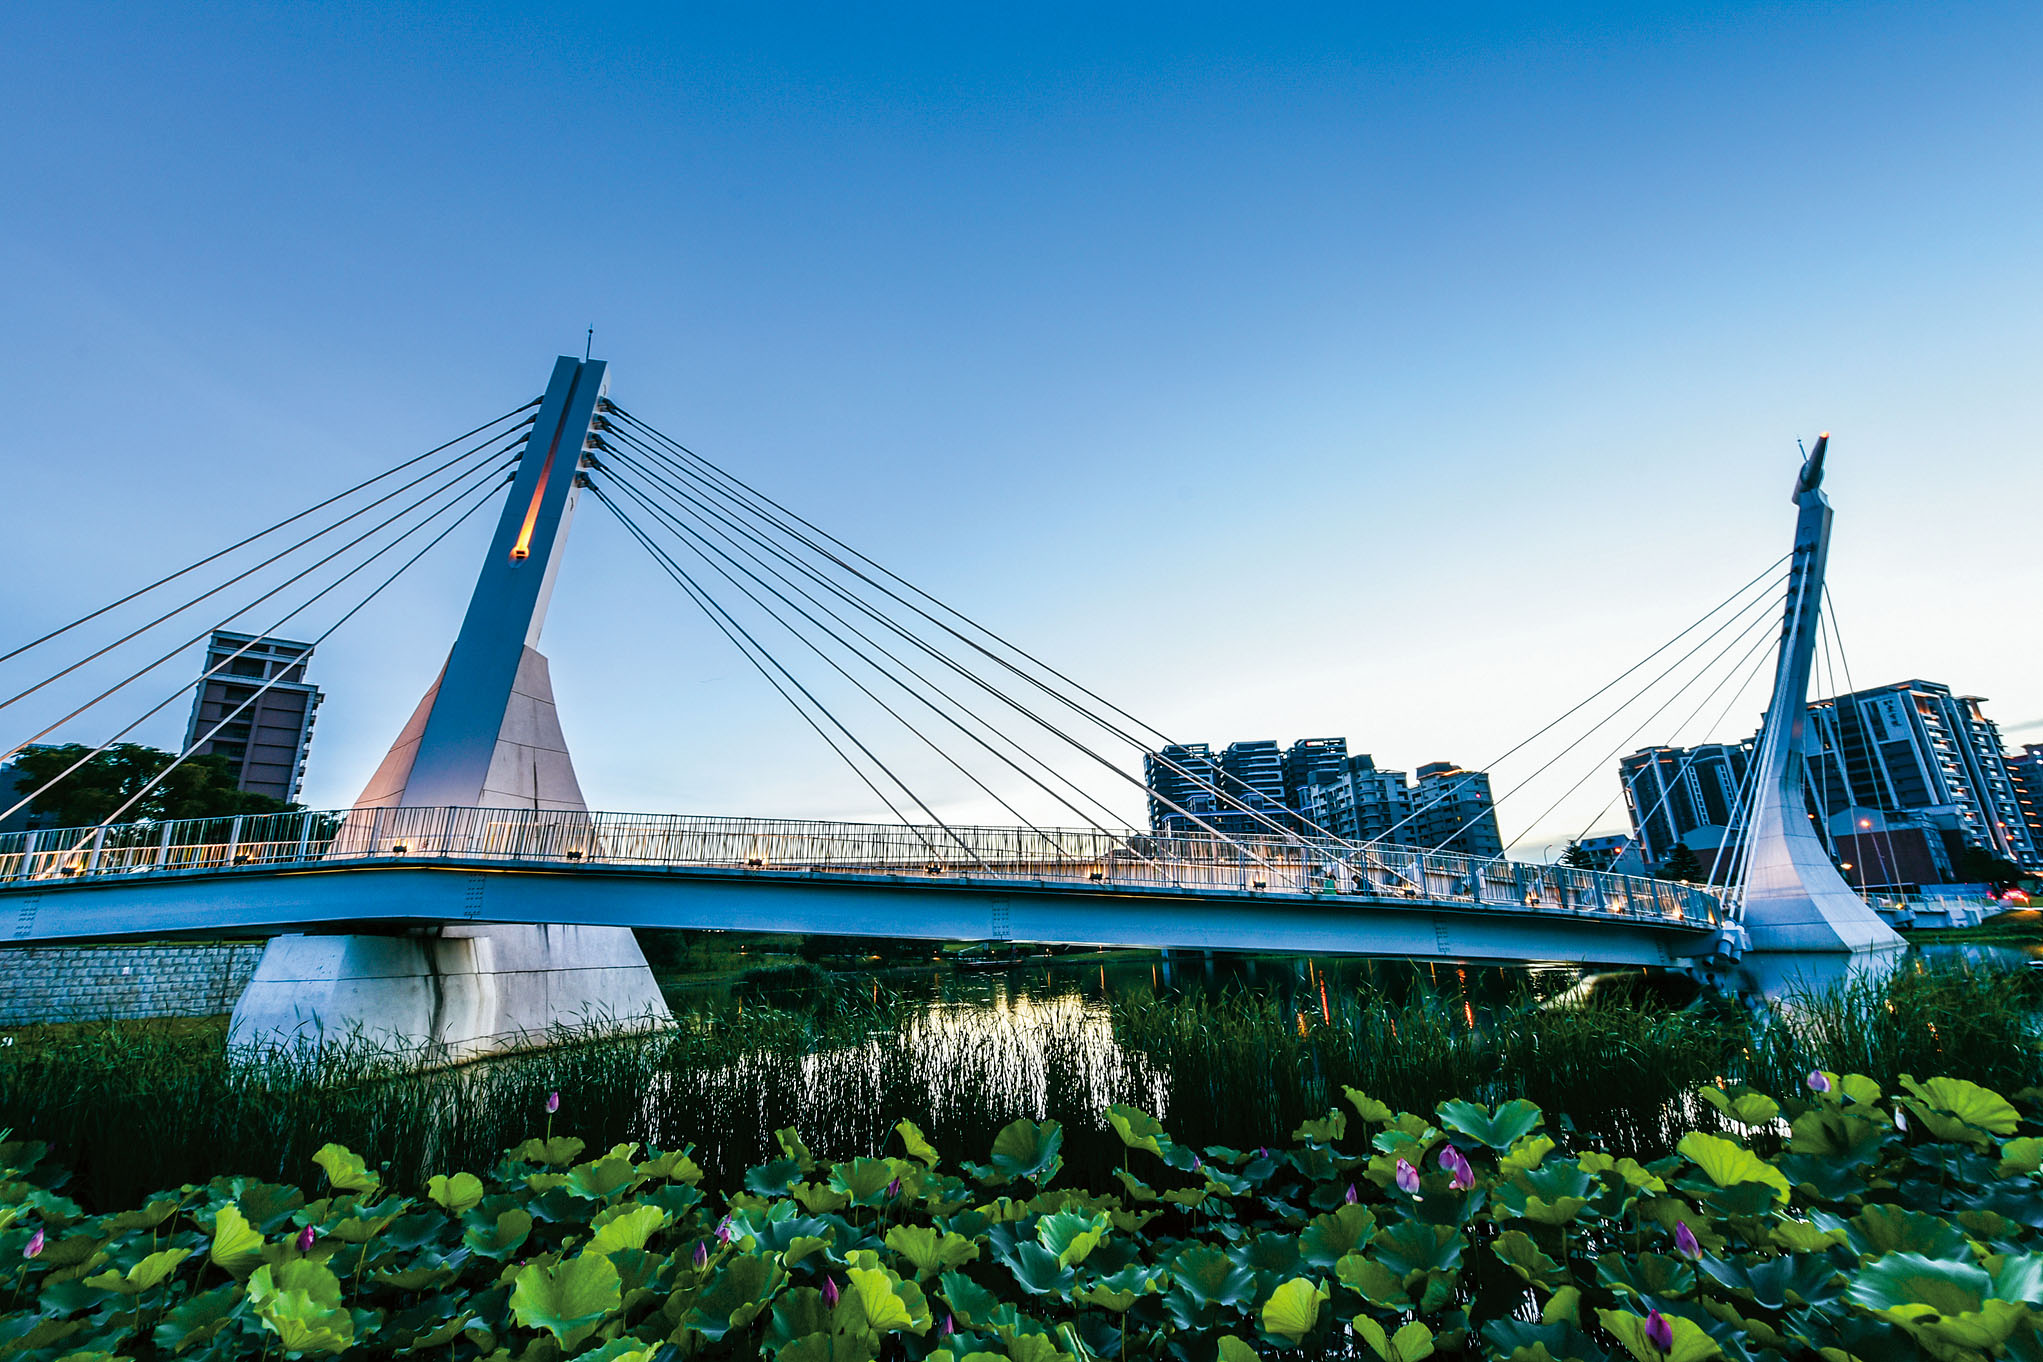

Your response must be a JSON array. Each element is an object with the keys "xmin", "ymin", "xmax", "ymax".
[
  {"xmin": 1806, "ymin": 1070, "xmax": 1831, "ymax": 1094},
  {"xmin": 296, "ymin": 1225, "xmax": 316, "ymax": 1253},
  {"xmin": 1674, "ymin": 1220, "xmax": 1700, "ymax": 1259},
  {"xmin": 545, "ymin": 1090, "xmax": 561, "ymax": 1114},
  {"xmin": 886, "ymin": 1178, "xmax": 901, "ymax": 1199},
  {"xmin": 823, "ymin": 1275, "xmax": 841, "ymax": 1306},
  {"xmin": 1191, "ymin": 1154, "xmax": 1203, "ymax": 1171},
  {"xmin": 716, "ymin": 1217, "xmax": 732, "ymax": 1244},
  {"xmin": 1644, "ymin": 1308, "xmax": 1674, "ymax": 1353},
  {"xmin": 1894, "ymin": 1106, "xmax": 1908, "ymax": 1133},
  {"xmin": 941, "ymin": 1313, "xmax": 954, "ymax": 1336},
  {"xmin": 1395, "ymin": 1158, "xmax": 1421, "ymax": 1198},
  {"xmin": 1439, "ymin": 1145, "xmax": 1475, "ymax": 1191},
  {"xmin": 22, "ymin": 1229, "xmax": 42, "ymax": 1259},
  {"xmin": 692, "ymin": 1240, "xmax": 709, "ymax": 1268},
  {"xmin": 1344, "ymin": 1183, "xmax": 1358, "ymax": 1204}
]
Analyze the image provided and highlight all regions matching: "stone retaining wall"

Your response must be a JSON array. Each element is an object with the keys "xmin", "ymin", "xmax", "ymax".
[{"xmin": 0, "ymin": 941, "xmax": 266, "ymax": 1026}]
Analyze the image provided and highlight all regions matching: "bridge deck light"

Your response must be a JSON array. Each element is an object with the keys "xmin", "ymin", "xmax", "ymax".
[
  {"xmin": 745, "ymin": 857, "xmax": 765, "ymax": 869},
  {"xmin": 391, "ymin": 843, "xmax": 408, "ymax": 855},
  {"xmin": 565, "ymin": 848, "xmax": 583, "ymax": 862}
]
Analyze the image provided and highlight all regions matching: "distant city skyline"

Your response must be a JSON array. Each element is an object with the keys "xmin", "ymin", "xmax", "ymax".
[{"xmin": 1, "ymin": 5, "xmax": 2037, "ymax": 851}]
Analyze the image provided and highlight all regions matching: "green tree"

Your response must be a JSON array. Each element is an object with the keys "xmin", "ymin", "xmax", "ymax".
[
  {"xmin": 1657, "ymin": 842, "xmax": 1706, "ymax": 883},
  {"xmin": 5, "ymin": 743, "xmax": 297, "ymax": 828},
  {"xmin": 1560, "ymin": 840, "xmax": 1614, "ymax": 870}
]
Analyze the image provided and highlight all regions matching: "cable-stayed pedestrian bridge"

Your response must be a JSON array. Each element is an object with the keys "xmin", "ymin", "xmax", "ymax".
[
  {"xmin": 1, "ymin": 806, "xmax": 1720, "ymax": 967},
  {"xmin": 0, "ymin": 353, "xmax": 1900, "ymax": 1057}
]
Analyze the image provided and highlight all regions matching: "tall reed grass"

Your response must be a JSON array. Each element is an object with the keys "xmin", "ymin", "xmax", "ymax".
[{"xmin": 0, "ymin": 956, "xmax": 2033, "ymax": 1208}]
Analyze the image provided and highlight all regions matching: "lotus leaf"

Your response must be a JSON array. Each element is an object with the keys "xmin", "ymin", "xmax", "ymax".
[
  {"xmin": 586, "ymin": 1202, "xmax": 667, "ymax": 1254},
  {"xmin": 830, "ymin": 1156, "xmax": 900, "ymax": 1208},
  {"xmin": 1901, "ymin": 1075, "xmax": 2022, "ymax": 1146},
  {"xmin": 986, "ymin": 1120, "xmax": 1063, "ymax": 1187},
  {"xmin": 510, "ymin": 1251, "xmax": 621, "ymax": 1348},
  {"xmin": 1675, "ymin": 1132, "xmax": 1790, "ymax": 1204},
  {"xmin": 1171, "ymin": 1242, "xmax": 1257, "ymax": 1309},
  {"xmin": 1595, "ymin": 1250, "xmax": 1694, "ymax": 1301},
  {"xmin": 683, "ymin": 1252, "xmax": 786, "ymax": 1340},
  {"xmin": 1114, "ymin": 1169, "xmax": 1159, "ymax": 1203},
  {"xmin": 253, "ymin": 1287, "xmax": 355, "ymax": 1354},
  {"xmin": 1216, "ymin": 1336, "xmax": 1261, "ymax": 1361},
  {"xmin": 1999, "ymin": 1136, "xmax": 2043, "ymax": 1178},
  {"xmin": 563, "ymin": 1153, "xmax": 640, "ymax": 1202},
  {"xmin": 1370, "ymin": 1219, "xmax": 1462, "ymax": 1279},
  {"xmin": 1291, "ymin": 1110, "xmax": 1348, "ymax": 1146},
  {"xmin": 1700, "ymin": 1251, "xmax": 1843, "ymax": 1309},
  {"xmin": 1000, "ymin": 1240, "xmax": 1075, "ymax": 1296},
  {"xmin": 1767, "ymin": 1218, "xmax": 1847, "ymax": 1253},
  {"xmin": 1106, "ymin": 1105, "xmax": 1171, "ymax": 1156},
  {"xmin": 425, "ymin": 1171, "xmax": 485, "ymax": 1215},
  {"xmin": 1500, "ymin": 1135, "xmax": 1555, "ymax": 1175},
  {"xmin": 1343, "ymin": 1088, "xmax": 1396, "ymax": 1125},
  {"xmin": 1597, "ymin": 1307, "xmax": 1720, "ymax": 1362},
  {"xmin": 1354, "ymin": 1317, "xmax": 1435, "ymax": 1362},
  {"xmin": 1299, "ymin": 1203, "xmax": 1377, "ymax": 1267},
  {"xmin": 150, "ymin": 1283, "xmax": 239, "ymax": 1354},
  {"xmin": 847, "ymin": 1264, "xmax": 929, "ymax": 1334},
  {"xmin": 1489, "ymin": 1230, "xmax": 1562, "ymax": 1287},
  {"xmin": 310, "ymin": 1142, "xmax": 379, "ymax": 1196},
  {"xmin": 937, "ymin": 1268, "xmax": 999, "ymax": 1326},
  {"xmin": 462, "ymin": 1206, "xmax": 533, "ymax": 1259},
  {"xmin": 512, "ymin": 1135, "xmax": 587, "ymax": 1166},
  {"xmin": 1845, "ymin": 1203, "xmax": 1969, "ymax": 1259},
  {"xmin": 747, "ymin": 1158, "xmax": 805, "ymax": 1195},
  {"xmin": 1257, "ymin": 1275, "xmax": 1327, "ymax": 1343},
  {"xmin": 1333, "ymin": 1251, "xmax": 1412, "ymax": 1308},
  {"xmin": 1437, "ymin": 1098, "xmax": 1543, "ymax": 1150},
  {"xmin": 885, "ymin": 1223, "xmax": 979, "ymax": 1278},
  {"xmin": 895, "ymin": 1120, "xmax": 942, "ymax": 1169},
  {"xmin": 1699, "ymin": 1087, "xmax": 1781, "ymax": 1127},
  {"xmin": 206, "ymin": 1202, "xmax": 264, "ymax": 1278},
  {"xmin": 777, "ymin": 1127, "xmax": 817, "ymax": 1171},
  {"xmin": 84, "ymin": 1246, "xmax": 188, "ymax": 1294},
  {"xmin": 1035, "ymin": 1210, "xmax": 1109, "ymax": 1268}
]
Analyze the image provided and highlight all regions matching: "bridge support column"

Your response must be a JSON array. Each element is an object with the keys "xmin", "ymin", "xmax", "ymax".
[
  {"xmin": 229, "ymin": 924, "xmax": 669, "ymax": 1063},
  {"xmin": 230, "ymin": 355, "xmax": 673, "ymax": 1060}
]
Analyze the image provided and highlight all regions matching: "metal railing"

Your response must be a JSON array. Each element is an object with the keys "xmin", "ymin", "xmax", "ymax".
[{"xmin": 0, "ymin": 806, "xmax": 1722, "ymax": 928}]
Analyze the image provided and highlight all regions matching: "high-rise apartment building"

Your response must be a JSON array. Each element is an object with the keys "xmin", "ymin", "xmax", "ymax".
[
  {"xmin": 1408, "ymin": 762, "xmax": 1504, "ymax": 858},
  {"xmin": 1617, "ymin": 741, "xmax": 1754, "ymax": 871},
  {"xmin": 2008, "ymin": 744, "xmax": 2043, "ymax": 864},
  {"xmin": 1804, "ymin": 680, "xmax": 2038, "ymax": 869},
  {"xmin": 183, "ymin": 632, "xmax": 322, "ymax": 804},
  {"xmin": 1148, "ymin": 734, "xmax": 1497, "ymax": 853}
]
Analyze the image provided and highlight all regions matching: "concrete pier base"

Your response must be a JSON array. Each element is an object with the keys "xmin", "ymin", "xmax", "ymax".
[{"xmin": 228, "ymin": 923, "xmax": 671, "ymax": 1063}]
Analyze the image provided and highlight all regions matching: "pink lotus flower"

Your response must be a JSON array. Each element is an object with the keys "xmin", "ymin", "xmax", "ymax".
[
  {"xmin": 545, "ymin": 1090, "xmax": 561, "ymax": 1114},
  {"xmin": 823, "ymin": 1276, "xmax": 841, "ymax": 1306},
  {"xmin": 1806, "ymin": 1070, "xmax": 1831, "ymax": 1094},
  {"xmin": 1395, "ymin": 1158, "xmax": 1421, "ymax": 1198},
  {"xmin": 1644, "ymin": 1309, "xmax": 1674, "ymax": 1353},
  {"xmin": 22, "ymin": 1229, "xmax": 42, "ymax": 1259},
  {"xmin": 1674, "ymin": 1221, "xmax": 1700, "ymax": 1259},
  {"xmin": 296, "ymin": 1225, "xmax": 316, "ymax": 1253},
  {"xmin": 1438, "ymin": 1145, "xmax": 1475, "ymax": 1191}
]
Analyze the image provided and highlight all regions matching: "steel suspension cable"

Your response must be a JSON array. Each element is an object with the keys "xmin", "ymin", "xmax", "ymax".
[
  {"xmin": 590, "ymin": 485, "xmax": 974, "ymax": 869},
  {"xmin": 0, "ymin": 422, "xmax": 529, "ymax": 717},
  {"xmin": 605, "ymin": 404, "xmax": 1180, "ymax": 749},
  {"xmin": 1358, "ymin": 560, "xmax": 1791, "ymax": 850},
  {"xmin": 1821, "ymin": 586, "xmax": 1906, "ymax": 888},
  {"xmin": 53, "ymin": 475, "xmax": 516, "ymax": 841},
  {"xmin": 597, "ymin": 422, "xmax": 1324, "ymax": 855},
  {"xmin": 15, "ymin": 465, "xmax": 514, "ymax": 829},
  {"xmin": 1556, "ymin": 602, "xmax": 1786, "ymax": 864},
  {"xmin": 601, "ymin": 469, "xmax": 1074, "ymax": 852},
  {"xmin": 597, "ymin": 440, "xmax": 1145, "ymax": 839},
  {"xmin": 1, "ymin": 445, "xmax": 518, "ymax": 766},
  {"xmin": 1448, "ymin": 584, "xmax": 1788, "ymax": 860},
  {"xmin": 0, "ymin": 401, "xmax": 538, "ymax": 669}
]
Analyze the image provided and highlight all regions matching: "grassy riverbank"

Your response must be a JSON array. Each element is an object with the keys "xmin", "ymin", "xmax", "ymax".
[{"xmin": 0, "ymin": 958, "xmax": 2035, "ymax": 1210}]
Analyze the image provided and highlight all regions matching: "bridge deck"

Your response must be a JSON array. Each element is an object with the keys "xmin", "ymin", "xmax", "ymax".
[{"xmin": 0, "ymin": 807, "xmax": 1721, "ymax": 964}]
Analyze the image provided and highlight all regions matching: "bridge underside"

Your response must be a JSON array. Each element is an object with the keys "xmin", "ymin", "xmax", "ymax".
[{"xmin": 8, "ymin": 861, "xmax": 1714, "ymax": 968}]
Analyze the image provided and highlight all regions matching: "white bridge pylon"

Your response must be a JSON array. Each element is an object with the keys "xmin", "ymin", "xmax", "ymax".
[
  {"xmin": 232, "ymin": 356, "xmax": 673, "ymax": 1060},
  {"xmin": 1731, "ymin": 436, "xmax": 1905, "ymax": 954}
]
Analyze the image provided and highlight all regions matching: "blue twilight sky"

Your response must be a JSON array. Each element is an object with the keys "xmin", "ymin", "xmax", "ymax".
[{"xmin": 2, "ymin": 2, "xmax": 2039, "ymax": 855}]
